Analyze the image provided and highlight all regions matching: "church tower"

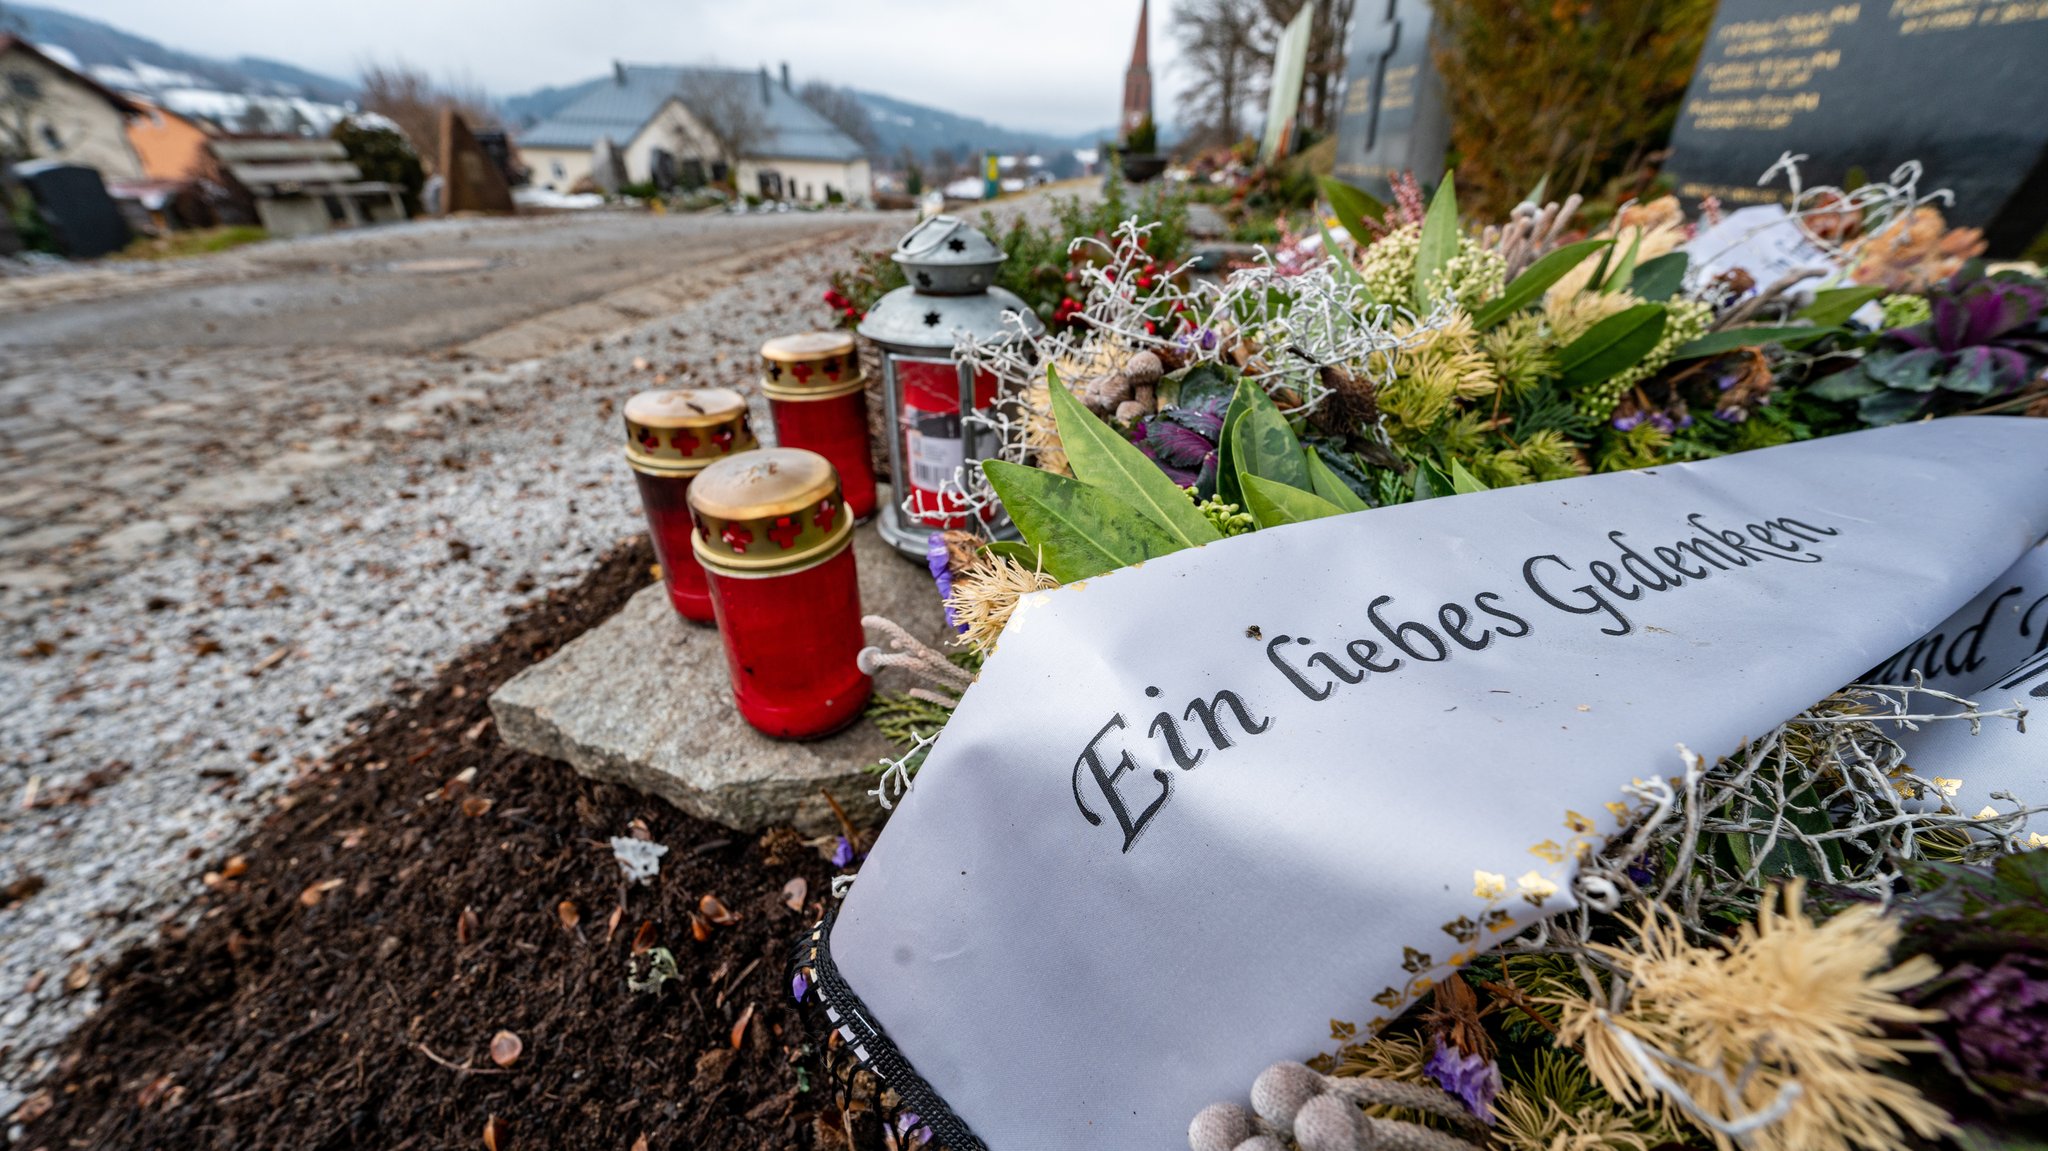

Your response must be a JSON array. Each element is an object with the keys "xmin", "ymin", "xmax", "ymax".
[{"xmin": 1122, "ymin": 0, "xmax": 1153, "ymax": 138}]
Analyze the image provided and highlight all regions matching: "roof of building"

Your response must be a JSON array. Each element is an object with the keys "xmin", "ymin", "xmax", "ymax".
[
  {"xmin": 0, "ymin": 34, "xmax": 145, "ymax": 116},
  {"xmin": 518, "ymin": 64, "xmax": 866, "ymax": 162}
]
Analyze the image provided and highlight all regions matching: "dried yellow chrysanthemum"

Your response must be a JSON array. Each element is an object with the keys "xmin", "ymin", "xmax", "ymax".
[
  {"xmin": 944, "ymin": 551, "xmax": 1059, "ymax": 655},
  {"xmin": 1549, "ymin": 881, "xmax": 1951, "ymax": 1151}
]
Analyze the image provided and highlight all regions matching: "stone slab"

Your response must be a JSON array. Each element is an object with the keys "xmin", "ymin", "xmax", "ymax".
[{"xmin": 490, "ymin": 520, "xmax": 955, "ymax": 836}]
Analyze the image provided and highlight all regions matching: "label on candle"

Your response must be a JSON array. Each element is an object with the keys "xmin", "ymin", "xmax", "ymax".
[
  {"xmin": 823, "ymin": 418, "xmax": 2048, "ymax": 1150},
  {"xmin": 905, "ymin": 427, "xmax": 964, "ymax": 494}
]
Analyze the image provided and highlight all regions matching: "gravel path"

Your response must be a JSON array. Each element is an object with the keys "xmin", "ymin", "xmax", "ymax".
[{"xmin": 0, "ymin": 220, "xmax": 901, "ymax": 1120}]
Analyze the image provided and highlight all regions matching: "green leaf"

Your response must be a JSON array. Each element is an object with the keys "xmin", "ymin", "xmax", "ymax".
[
  {"xmin": 982, "ymin": 540, "xmax": 1045, "ymax": 569},
  {"xmin": 1214, "ymin": 377, "xmax": 1258, "ymax": 508},
  {"xmin": 1668, "ymin": 325, "xmax": 1837, "ymax": 360},
  {"xmin": 1230, "ymin": 383, "xmax": 1310, "ymax": 492},
  {"xmin": 1242, "ymin": 475, "xmax": 1345, "ymax": 528},
  {"xmin": 1470, "ymin": 239, "xmax": 1610, "ymax": 329},
  {"xmin": 1628, "ymin": 252, "xmax": 1689, "ymax": 301},
  {"xmin": 1318, "ymin": 217, "xmax": 1369, "ymax": 293},
  {"xmin": 1600, "ymin": 231, "xmax": 1642, "ymax": 293},
  {"xmin": 1411, "ymin": 460, "xmax": 1449, "ymax": 500},
  {"xmin": 1304, "ymin": 449, "xmax": 1370, "ymax": 511},
  {"xmin": 1045, "ymin": 368, "xmax": 1219, "ymax": 548},
  {"xmin": 1522, "ymin": 173, "xmax": 1549, "ymax": 207},
  {"xmin": 981, "ymin": 460, "xmax": 1183, "ymax": 582},
  {"xmin": 1796, "ymin": 285, "xmax": 1886, "ymax": 329},
  {"xmin": 1556, "ymin": 304, "xmax": 1668, "ymax": 387},
  {"xmin": 1447, "ymin": 459, "xmax": 1489, "ymax": 494},
  {"xmin": 1318, "ymin": 177, "xmax": 1387, "ymax": 244},
  {"xmin": 1411, "ymin": 174, "xmax": 1459, "ymax": 312}
]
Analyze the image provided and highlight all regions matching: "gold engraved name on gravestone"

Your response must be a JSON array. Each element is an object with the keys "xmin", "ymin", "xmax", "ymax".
[{"xmin": 1685, "ymin": 3, "xmax": 1859, "ymax": 134}]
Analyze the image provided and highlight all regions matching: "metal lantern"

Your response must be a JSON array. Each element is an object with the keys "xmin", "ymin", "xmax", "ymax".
[{"xmin": 858, "ymin": 215, "xmax": 1044, "ymax": 559}]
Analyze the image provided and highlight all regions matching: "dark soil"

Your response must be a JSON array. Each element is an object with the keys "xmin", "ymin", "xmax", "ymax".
[{"xmin": 17, "ymin": 536, "xmax": 876, "ymax": 1151}]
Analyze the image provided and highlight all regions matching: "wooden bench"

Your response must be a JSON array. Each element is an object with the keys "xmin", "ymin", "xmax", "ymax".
[{"xmin": 209, "ymin": 139, "xmax": 408, "ymax": 238}]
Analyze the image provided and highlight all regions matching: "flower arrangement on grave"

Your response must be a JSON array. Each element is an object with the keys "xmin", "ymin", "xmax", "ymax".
[{"xmin": 824, "ymin": 158, "xmax": 2048, "ymax": 1150}]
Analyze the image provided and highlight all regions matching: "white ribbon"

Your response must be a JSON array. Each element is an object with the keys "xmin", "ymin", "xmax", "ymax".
[{"xmin": 832, "ymin": 418, "xmax": 2048, "ymax": 1149}]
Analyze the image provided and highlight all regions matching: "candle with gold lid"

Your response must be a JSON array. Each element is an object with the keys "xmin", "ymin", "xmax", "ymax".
[
  {"xmin": 688, "ymin": 447, "xmax": 871, "ymax": 739},
  {"xmin": 760, "ymin": 331, "xmax": 877, "ymax": 522},
  {"xmin": 623, "ymin": 386, "xmax": 756, "ymax": 623}
]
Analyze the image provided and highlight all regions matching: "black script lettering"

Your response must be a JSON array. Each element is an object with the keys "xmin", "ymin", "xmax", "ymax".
[
  {"xmin": 1773, "ymin": 516, "xmax": 1839, "ymax": 542},
  {"xmin": 1147, "ymin": 710, "xmax": 1207, "ymax": 770},
  {"xmin": 1071, "ymin": 713, "xmax": 1170, "ymax": 853},
  {"xmin": 1345, "ymin": 637, "xmax": 1402, "ymax": 674},
  {"xmin": 1438, "ymin": 601, "xmax": 1494, "ymax": 651},
  {"xmin": 1654, "ymin": 544, "xmax": 1708, "ymax": 581},
  {"xmin": 1946, "ymin": 588, "xmax": 2023, "ymax": 677},
  {"xmin": 1524, "ymin": 554, "xmax": 1634, "ymax": 637},
  {"xmin": 1183, "ymin": 691, "xmax": 1273, "ymax": 750},
  {"xmin": 1307, "ymin": 648, "xmax": 1367, "ymax": 685},
  {"xmin": 1369, "ymin": 596, "xmax": 1448, "ymax": 662},
  {"xmin": 1267, "ymin": 635, "xmax": 1335, "ymax": 701},
  {"xmin": 1588, "ymin": 560, "xmax": 1641, "ymax": 602},
  {"xmin": 1609, "ymin": 532, "xmax": 1676, "ymax": 590},
  {"xmin": 1474, "ymin": 592, "xmax": 1532, "ymax": 638}
]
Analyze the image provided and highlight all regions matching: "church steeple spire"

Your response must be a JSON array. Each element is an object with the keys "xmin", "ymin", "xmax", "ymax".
[{"xmin": 1122, "ymin": 0, "xmax": 1154, "ymax": 136}]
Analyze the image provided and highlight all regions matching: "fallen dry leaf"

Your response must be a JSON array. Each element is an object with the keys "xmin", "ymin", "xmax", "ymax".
[
  {"xmin": 246, "ymin": 646, "xmax": 291, "ymax": 677},
  {"xmin": 730, "ymin": 1002, "xmax": 755, "ymax": 1050},
  {"xmin": 63, "ymin": 963, "xmax": 90, "ymax": 993},
  {"xmin": 458, "ymin": 906, "xmax": 481, "ymax": 945},
  {"xmin": 630, "ymin": 920, "xmax": 657, "ymax": 955},
  {"xmin": 628, "ymin": 818, "xmax": 652, "ymax": 841},
  {"xmin": 649, "ymin": 563, "xmax": 663, "ymax": 581},
  {"xmin": 557, "ymin": 900, "xmax": 580, "ymax": 929},
  {"xmin": 699, "ymin": 894, "xmax": 739, "ymax": 926},
  {"xmin": 605, "ymin": 905, "xmax": 624, "ymax": 943},
  {"xmin": 483, "ymin": 1113, "xmax": 508, "ymax": 1151},
  {"xmin": 137, "ymin": 1072, "xmax": 174, "ymax": 1108},
  {"xmin": 220, "ymin": 855, "xmax": 248, "ymax": 880},
  {"xmin": 440, "ymin": 767, "xmax": 478, "ymax": 800},
  {"xmin": 689, "ymin": 911, "xmax": 711, "ymax": 942},
  {"xmin": 489, "ymin": 1030, "xmax": 522, "ymax": 1068},
  {"xmin": 340, "ymin": 827, "xmax": 368, "ymax": 849},
  {"xmin": 781, "ymin": 877, "xmax": 807, "ymax": 911},
  {"xmin": 461, "ymin": 796, "xmax": 493, "ymax": 818},
  {"xmin": 10, "ymin": 1089, "xmax": 52, "ymax": 1123},
  {"xmin": 631, "ymin": 1135, "xmax": 649, "ymax": 1151},
  {"xmin": 299, "ymin": 877, "xmax": 345, "ymax": 908}
]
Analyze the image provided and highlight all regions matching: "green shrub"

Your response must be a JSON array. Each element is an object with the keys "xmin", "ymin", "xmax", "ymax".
[{"xmin": 330, "ymin": 118, "xmax": 424, "ymax": 214}]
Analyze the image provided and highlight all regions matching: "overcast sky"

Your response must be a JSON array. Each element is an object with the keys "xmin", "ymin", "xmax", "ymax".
[{"xmin": 41, "ymin": 0, "xmax": 1184, "ymax": 135}]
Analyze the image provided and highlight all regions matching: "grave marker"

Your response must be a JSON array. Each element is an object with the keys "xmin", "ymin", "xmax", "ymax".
[
  {"xmin": 1331, "ymin": 0, "xmax": 1449, "ymax": 198},
  {"xmin": 1664, "ymin": 0, "xmax": 2048, "ymax": 253}
]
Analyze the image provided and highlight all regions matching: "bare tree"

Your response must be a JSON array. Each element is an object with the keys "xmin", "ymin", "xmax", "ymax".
[
  {"xmin": 358, "ymin": 60, "xmax": 497, "ymax": 172},
  {"xmin": 797, "ymin": 80, "xmax": 878, "ymax": 154},
  {"xmin": 679, "ymin": 70, "xmax": 769, "ymax": 170},
  {"xmin": 1173, "ymin": 0, "xmax": 1264, "ymax": 148}
]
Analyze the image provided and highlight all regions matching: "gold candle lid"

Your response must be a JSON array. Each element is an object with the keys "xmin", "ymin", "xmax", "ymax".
[
  {"xmin": 624, "ymin": 387, "xmax": 757, "ymax": 475},
  {"xmin": 687, "ymin": 448, "xmax": 853, "ymax": 575},
  {"xmin": 760, "ymin": 332, "xmax": 864, "ymax": 401}
]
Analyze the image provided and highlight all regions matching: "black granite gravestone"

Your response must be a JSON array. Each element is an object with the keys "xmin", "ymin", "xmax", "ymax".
[
  {"xmin": 1331, "ymin": 0, "xmax": 1450, "ymax": 199},
  {"xmin": 11, "ymin": 161, "xmax": 131, "ymax": 259},
  {"xmin": 1665, "ymin": 0, "xmax": 2048, "ymax": 254}
]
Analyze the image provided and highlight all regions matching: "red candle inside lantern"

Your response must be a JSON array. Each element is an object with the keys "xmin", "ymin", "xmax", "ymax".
[
  {"xmin": 894, "ymin": 358, "xmax": 1001, "ymax": 530},
  {"xmin": 760, "ymin": 331, "xmax": 877, "ymax": 521},
  {"xmin": 623, "ymin": 387, "xmax": 757, "ymax": 623},
  {"xmin": 688, "ymin": 447, "xmax": 871, "ymax": 739}
]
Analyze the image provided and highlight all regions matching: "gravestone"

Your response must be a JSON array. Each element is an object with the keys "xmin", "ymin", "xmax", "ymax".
[
  {"xmin": 10, "ymin": 161, "xmax": 131, "ymax": 258},
  {"xmin": 437, "ymin": 109, "xmax": 516, "ymax": 215},
  {"xmin": 1664, "ymin": 0, "xmax": 2048, "ymax": 254},
  {"xmin": 1331, "ymin": 0, "xmax": 1449, "ymax": 199}
]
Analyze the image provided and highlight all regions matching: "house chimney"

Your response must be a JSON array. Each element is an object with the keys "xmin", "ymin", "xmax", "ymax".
[
  {"xmin": 781, "ymin": 63, "xmax": 791, "ymax": 93},
  {"xmin": 613, "ymin": 61, "xmax": 627, "ymax": 87},
  {"xmin": 759, "ymin": 66, "xmax": 771, "ymax": 104}
]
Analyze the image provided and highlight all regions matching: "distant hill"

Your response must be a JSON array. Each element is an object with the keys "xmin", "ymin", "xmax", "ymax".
[
  {"xmin": 498, "ymin": 72, "xmax": 1110, "ymax": 166},
  {"xmin": 7, "ymin": 3, "xmax": 356, "ymax": 102}
]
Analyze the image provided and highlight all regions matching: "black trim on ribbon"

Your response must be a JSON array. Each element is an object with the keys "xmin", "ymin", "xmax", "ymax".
[{"xmin": 791, "ymin": 904, "xmax": 987, "ymax": 1151}]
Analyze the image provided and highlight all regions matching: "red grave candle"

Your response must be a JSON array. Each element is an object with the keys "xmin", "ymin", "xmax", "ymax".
[
  {"xmin": 760, "ymin": 331, "xmax": 877, "ymax": 521},
  {"xmin": 623, "ymin": 387, "xmax": 757, "ymax": 623},
  {"xmin": 688, "ymin": 448, "xmax": 872, "ymax": 739}
]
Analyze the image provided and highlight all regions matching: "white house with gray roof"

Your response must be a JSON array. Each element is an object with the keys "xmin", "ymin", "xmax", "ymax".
[{"xmin": 519, "ymin": 63, "xmax": 871, "ymax": 204}]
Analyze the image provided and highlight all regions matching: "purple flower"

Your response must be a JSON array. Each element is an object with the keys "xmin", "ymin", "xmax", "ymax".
[
  {"xmin": 832, "ymin": 836, "xmax": 858, "ymax": 868},
  {"xmin": 1610, "ymin": 412, "xmax": 1643, "ymax": 432},
  {"xmin": 792, "ymin": 972, "xmax": 810, "ymax": 1001},
  {"xmin": 1918, "ymin": 952, "xmax": 2048, "ymax": 1113},
  {"xmin": 1716, "ymin": 406, "xmax": 1749, "ymax": 423},
  {"xmin": 1424, "ymin": 1038, "xmax": 1500, "ymax": 1122},
  {"xmin": 1714, "ymin": 371, "xmax": 1740, "ymax": 392},
  {"xmin": 1647, "ymin": 412, "xmax": 1675, "ymax": 433},
  {"xmin": 926, "ymin": 532, "xmax": 965, "ymax": 634}
]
